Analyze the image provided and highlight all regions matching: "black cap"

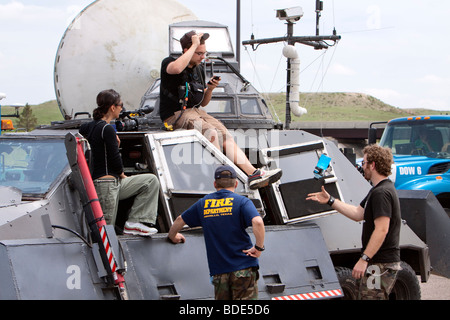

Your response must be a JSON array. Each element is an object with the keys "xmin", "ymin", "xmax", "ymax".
[
  {"xmin": 180, "ymin": 30, "xmax": 210, "ymax": 50},
  {"xmin": 214, "ymin": 165, "xmax": 237, "ymax": 180}
]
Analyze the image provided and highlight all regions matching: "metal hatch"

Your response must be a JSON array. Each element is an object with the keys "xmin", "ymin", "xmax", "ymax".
[
  {"xmin": 145, "ymin": 129, "xmax": 264, "ymax": 226},
  {"xmin": 260, "ymin": 139, "xmax": 343, "ymax": 224},
  {"xmin": 169, "ymin": 20, "xmax": 234, "ymax": 58}
]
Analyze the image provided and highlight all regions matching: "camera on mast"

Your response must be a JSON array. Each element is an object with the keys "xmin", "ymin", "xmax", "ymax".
[{"xmin": 276, "ymin": 7, "xmax": 304, "ymax": 23}]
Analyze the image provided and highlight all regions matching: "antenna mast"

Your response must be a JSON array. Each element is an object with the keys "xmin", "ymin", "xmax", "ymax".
[{"xmin": 242, "ymin": 1, "xmax": 340, "ymax": 129}]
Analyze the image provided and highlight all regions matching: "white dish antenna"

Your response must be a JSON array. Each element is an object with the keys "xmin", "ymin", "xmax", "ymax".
[{"xmin": 54, "ymin": 0, "xmax": 197, "ymax": 118}]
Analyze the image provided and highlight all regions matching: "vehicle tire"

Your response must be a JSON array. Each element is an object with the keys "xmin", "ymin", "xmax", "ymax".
[
  {"xmin": 389, "ymin": 261, "xmax": 421, "ymax": 300},
  {"xmin": 335, "ymin": 267, "xmax": 358, "ymax": 300},
  {"xmin": 335, "ymin": 261, "xmax": 421, "ymax": 300}
]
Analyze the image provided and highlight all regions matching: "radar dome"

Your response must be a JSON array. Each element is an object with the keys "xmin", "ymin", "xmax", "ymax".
[{"xmin": 54, "ymin": 0, "xmax": 197, "ymax": 118}]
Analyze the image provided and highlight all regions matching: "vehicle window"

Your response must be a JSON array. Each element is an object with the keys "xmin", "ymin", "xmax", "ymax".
[
  {"xmin": 380, "ymin": 125, "xmax": 412, "ymax": 154},
  {"xmin": 204, "ymin": 99, "xmax": 232, "ymax": 113},
  {"xmin": 380, "ymin": 120, "xmax": 450, "ymax": 158},
  {"xmin": 273, "ymin": 150, "xmax": 321, "ymax": 184},
  {"xmin": 0, "ymin": 139, "xmax": 68, "ymax": 194},
  {"xmin": 163, "ymin": 141, "xmax": 245, "ymax": 193},
  {"xmin": 240, "ymin": 98, "xmax": 262, "ymax": 115}
]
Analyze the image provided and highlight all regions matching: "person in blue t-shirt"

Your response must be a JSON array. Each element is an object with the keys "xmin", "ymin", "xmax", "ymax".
[{"xmin": 168, "ymin": 165, "xmax": 265, "ymax": 300}]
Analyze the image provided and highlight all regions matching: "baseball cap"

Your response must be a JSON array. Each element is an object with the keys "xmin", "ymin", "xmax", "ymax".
[
  {"xmin": 214, "ymin": 165, "xmax": 237, "ymax": 180},
  {"xmin": 180, "ymin": 30, "xmax": 210, "ymax": 50}
]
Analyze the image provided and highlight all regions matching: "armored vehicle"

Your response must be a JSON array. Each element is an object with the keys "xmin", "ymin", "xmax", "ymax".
[{"xmin": 1, "ymin": 0, "xmax": 443, "ymax": 300}]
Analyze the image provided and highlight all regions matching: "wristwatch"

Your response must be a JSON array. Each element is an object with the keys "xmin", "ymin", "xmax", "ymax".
[
  {"xmin": 361, "ymin": 253, "xmax": 371, "ymax": 262},
  {"xmin": 327, "ymin": 195, "xmax": 335, "ymax": 206},
  {"xmin": 255, "ymin": 244, "xmax": 265, "ymax": 252}
]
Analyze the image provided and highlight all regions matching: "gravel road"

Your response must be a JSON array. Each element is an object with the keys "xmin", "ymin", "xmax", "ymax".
[{"xmin": 420, "ymin": 273, "xmax": 450, "ymax": 300}]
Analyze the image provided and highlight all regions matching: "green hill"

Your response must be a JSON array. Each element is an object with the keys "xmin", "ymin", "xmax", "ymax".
[
  {"xmin": 262, "ymin": 92, "xmax": 446, "ymax": 123},
  {"xmin": 1, "ymin": 100, "xmax": 63, "ymax": 129},
  {"xmin": 1, "ymin": 93, "xmax": 447, "ymax": 129}
]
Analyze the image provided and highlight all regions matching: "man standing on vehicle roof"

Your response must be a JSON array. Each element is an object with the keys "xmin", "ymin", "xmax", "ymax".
[
  {"xmin": 168, "ymin": 165, "xmax": 265, "ymax": 300},
  {"xmin": 306, "ymin": 144, "xmax": 401, "ymax": 300},
  {"xmin": 159, "ymin": 30, "xmax": 282, "ymax": 190}
]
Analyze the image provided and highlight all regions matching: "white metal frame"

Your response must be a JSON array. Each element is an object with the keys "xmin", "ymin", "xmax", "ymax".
[
  {"xmin": 260, "ymin": 139, "xmax": 344, "ymax": 224},
  {"xmin": 145, "ymin": 129, "xmax": 264, "ymax": 226}
]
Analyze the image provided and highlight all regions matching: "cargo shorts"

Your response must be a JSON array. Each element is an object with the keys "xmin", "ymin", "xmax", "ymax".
[
  {"xmin": 164, "ymin": 108, "xmax": 231, "ymax": 148},
  {"xmin": 212, "ymin": 267, "xmax": 259, "ymax": 300},
  {"xmin": 358, "ymin": 262, "xmax": 402, "ymax": 300}
]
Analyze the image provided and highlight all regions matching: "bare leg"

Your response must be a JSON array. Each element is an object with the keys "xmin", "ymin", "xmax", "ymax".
[
  {"xmin": 223, "ymin": 137, "xmax": 256, "ymax": 176},
  {"xmin": 201, "ymin": 121, "xmax": 256, "ymax": 176},
  {"xmin": 204, "ymin": 128, "xmax": 221, "ymax": 150}
]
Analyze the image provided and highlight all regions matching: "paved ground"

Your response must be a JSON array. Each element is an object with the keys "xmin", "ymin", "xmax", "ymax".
[{"xmin": 420, "ymin": 273, "xmax": 450, "ymax": 300}]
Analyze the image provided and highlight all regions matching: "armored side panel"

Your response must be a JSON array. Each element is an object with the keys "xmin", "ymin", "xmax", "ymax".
[
  {"xmin": 0, "ymin": 238, "xmax": 116, "ymax": 300},
  {"xmin": 398, "ymin": 189, "xmax": 450, "ymax": 278},
  {"xmin": 120, "ymin": 225, "xmax": 342, "ymax": 300},
  {"xmin": 0, "ymin": 225, "xmax": 341, "ymax": 300}
]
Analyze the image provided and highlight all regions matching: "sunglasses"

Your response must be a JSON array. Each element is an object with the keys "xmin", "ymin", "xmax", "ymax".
[{"xmin": 361, "ymin": 160, "xmax": 372, "ymax": 166}]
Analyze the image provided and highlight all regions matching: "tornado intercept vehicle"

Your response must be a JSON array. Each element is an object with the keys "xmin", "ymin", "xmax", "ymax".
[{"xmin": 1, "ymin": 0, "xmax": 442, "ymax": 300}]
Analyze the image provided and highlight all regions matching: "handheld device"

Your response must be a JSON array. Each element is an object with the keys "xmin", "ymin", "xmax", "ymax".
[
  {"xmin": 208, "ymin": 76, "xmax": 220, "ymax": 85},
  {"xmin": 314, "ymin": 154, "xmax": 331, "ymax": 180}
]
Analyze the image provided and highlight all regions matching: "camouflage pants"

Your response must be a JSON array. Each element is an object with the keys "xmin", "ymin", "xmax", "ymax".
[
  {"xmin": 212, "ymin": 267, "xmax": 259, "ymax": 300},
  {"xmin": 358, "ymin": 262, "xmax": 402, "ymax": 300}
]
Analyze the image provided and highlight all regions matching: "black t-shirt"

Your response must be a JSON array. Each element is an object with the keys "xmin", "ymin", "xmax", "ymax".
[
  {"xmin": 159, "ymin": 56, "xmax": 206, "ymax": 121},
  {"xmin": 79, "ymin": 120, "xmax": 123, "ymax": 180},
  {"xmin": 359, "ymin": 179, "xmax": 401, "ymax": 263}
]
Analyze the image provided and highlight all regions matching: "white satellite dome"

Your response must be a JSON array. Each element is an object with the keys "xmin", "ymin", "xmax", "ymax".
[{"xmin": 54, "ymin": 0, "xmax": 197, "ymax": 118}]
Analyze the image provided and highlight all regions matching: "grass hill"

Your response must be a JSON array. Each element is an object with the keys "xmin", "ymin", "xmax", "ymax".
[
  {"xmin": 1, "ymin": 93, "xmax": 447, "ymax": 129},
  {"xmin": 262, "ymin": 92, "xmax": 446, "ymax": 123},
  {"xmin": 2, "ymin": 100, "xmax": 63, "ymax": 129}
]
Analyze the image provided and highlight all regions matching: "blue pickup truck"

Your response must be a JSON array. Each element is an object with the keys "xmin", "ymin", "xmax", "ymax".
[{"xmin": 370, "ymin": 115, "xmax": 450, "ymax": 211}]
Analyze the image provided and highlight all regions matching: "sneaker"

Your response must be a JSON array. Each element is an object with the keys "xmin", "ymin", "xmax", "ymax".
[
  {"xmin": 124, "ymin": 221, "xmax": 158, "ymax": 236},
  {"xmin": 248, "ymin": 168, "xmax": 282, "ymax": 190}
]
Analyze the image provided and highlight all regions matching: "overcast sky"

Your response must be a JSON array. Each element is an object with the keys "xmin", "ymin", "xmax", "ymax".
[{"xmin": 1, "ymin": 0, "xmax": 449, "ymax": 111}]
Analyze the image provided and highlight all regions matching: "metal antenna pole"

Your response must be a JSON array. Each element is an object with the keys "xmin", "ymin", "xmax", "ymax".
[
  {"xmin": 315, "ymin": 0, "xmax": 323, "ymax": 36},
  {"xmin": 285, "ymin": 21, "xmax": 294, "ymax": 129},
  {"xmin": 242, "ymin": 4, "xmax": 340, "ymax": 129},
  {"xmin": 236, "ymin": 0, "xmax": 241, "ymax": 70}
]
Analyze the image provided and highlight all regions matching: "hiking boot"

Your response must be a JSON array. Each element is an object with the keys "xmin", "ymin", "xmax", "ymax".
[
  {"xmin": 124, "ymin": 221, "xmax": 158, "ymax": 236},
  {"xmin": 248, "ymin": 168, "xmax": 282, "ymax": 190}
]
